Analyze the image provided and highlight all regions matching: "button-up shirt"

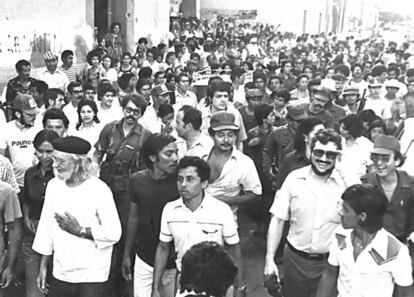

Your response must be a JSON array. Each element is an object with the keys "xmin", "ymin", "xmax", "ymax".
[
  {"xmin": 270, "ymin": 165, "xmax": 346, "ymax": 253},
  {"xmin": 0, "ymin": 154, "xmax": 19, "ymax": 193},
  {"xmin": 174, "ymin": 90, "xmax": 198, "ymax": 108},
  {"xmin": 177, "ymin": 133, "xmax": 213, "ymax": 160},
  {"xmin": 23, "ymin": 164, "xmax": 54, "ymax": 220},
  {"xmin": 328, "ymin": 227, "xmax": 412, "ymax": 297},
  {"xmin": 38, "ymin": 69, "xmax": 69, "ymax": 92},
  {"xmin": 275, "ymin": 150, "xmax": 309, "ymax": 190},
  {"xmin": 205, "ymin": 148, "xmax": 262, "ymax": 216},
  {"xmin": 159, "ymin": 194, "xmax": 239, "ymax": 270},
  {"xmin": 33, "ymin": 177, "xmax": 121, "ymax": 283},
  {"xmin": 361, "ymin": 170, "xmax": 414, "ymax": 240}
]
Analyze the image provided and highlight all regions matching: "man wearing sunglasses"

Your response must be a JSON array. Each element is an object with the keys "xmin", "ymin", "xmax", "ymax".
[
  {"xmin": 95, "ymin": 93, "xmax": 152, "ymax": 296},
  {"xmin": 361, "ymin": 135, "xmax": 414, "ymax": 243},
  {"xmin": 265, "ymin": 129, "xmax": 346, "ymax": 297}
]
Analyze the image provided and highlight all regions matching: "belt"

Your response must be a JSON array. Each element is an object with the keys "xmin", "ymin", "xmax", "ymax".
[{"xmin": 287, "ymin": 241, "xmax": 329, "ymax": 261}]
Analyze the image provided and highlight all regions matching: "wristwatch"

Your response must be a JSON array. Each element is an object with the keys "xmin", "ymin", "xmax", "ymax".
[{"xmin": 79, "ymin": 227, "xmax": 87, "ymax": 238}]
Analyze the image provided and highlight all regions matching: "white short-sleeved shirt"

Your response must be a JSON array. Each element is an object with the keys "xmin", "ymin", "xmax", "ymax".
[
  {"xmin": 159, "ymin": 194, "xmax": 239, "ymax": 270},
  {"xmin": 0, "ymin": 121, "xmax": 41, "ymax": 186},
  {"xmin": 328, "ymin": 227, "xmax": 413, "ymax": 297},
  {"xmin": 204, "ymin": 148, "xmax": 262, "ymax": 217},
  {"xmin": 177, "ymin": 133, "xmax": 214, "ymax": 160},
  {"xmin": 175, "ymin": 90, "xmax": 198, "ymax": 109},
  {"xmin": 32, "ymin": 177, "xmax": 122, "ymax": 283},
  {"xmin": 38, "ymin": 69, "xmax": 69, "ymax": 92},
  {"xmin": 270, "ymin": 165, "xmax": 346, "ymax": 253}
]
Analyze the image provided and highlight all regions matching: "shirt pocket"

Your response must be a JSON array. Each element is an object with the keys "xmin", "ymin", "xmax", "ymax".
[{"xmin": 200, "ymin": 225, "xmax": 222, "ymax": 242}]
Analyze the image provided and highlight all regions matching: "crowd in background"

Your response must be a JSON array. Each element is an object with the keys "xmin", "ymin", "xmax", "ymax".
[{"xmin": 1, "ymin": 12, "xmax": 414, "ymax": 297}]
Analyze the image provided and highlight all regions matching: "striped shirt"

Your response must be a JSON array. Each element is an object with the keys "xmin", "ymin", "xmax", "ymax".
[{"xmin": 59, "ymin": 66, "xmax": 78, "ymax": 83}]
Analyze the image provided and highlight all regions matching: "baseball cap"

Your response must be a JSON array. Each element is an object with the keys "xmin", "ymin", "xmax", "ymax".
[
  {"xmin": 331, "ymin": 73, "xmax": 347, "ymax": 81},
  {"xmin": 151, "ymin": 84, "xmax": 172, "ymax": 97},
  {"xmin": 368, "ymin": 81, "xmax": 382, "ymax": 88},
  {"xmin": 342, "ymin": 86, "xmax": 359, "ymax": 96},
  {"xmin": 287, "ymin": 104, "xmax": 307, "ymax": 121},
  {"xmin": 371, "ymin": 135, "xmax": 400, "ymax": 155},
  {"xmin": 210, "ymin": 112, "xmax": 239, "ymax": 131},
  {"xmin": 12, "ymin": 94, "xmax": 39, "ymax": 114},
  {"xmin": 43, "ymin": 51, "xmax": 58, "ymax": 61}
]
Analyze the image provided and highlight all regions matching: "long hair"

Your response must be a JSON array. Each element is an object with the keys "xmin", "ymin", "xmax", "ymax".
[
  {"xmin": 76, "ymin": 99, "xmax": 100, "ymax": 130},
  {"xmin": 66, "ymin": 153, "xmax": 99, "ymax": 186}
]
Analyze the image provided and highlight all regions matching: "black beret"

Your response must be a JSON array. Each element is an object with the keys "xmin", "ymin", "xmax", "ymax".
[{"xmin": 52, "ymin": 136, "xmax": 91, "ymax": 155}]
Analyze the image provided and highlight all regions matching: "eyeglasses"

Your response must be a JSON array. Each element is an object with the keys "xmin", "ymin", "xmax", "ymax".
[
  {"xmin": 370, "ymin": 153, "xmax": 391, "ymax": 164},
  {"xmin": 125, "ymin": 107, "xmax": 141, "ymax": 116},
  {"xmin": 312, "ymin": 149, "xmax": 339, "ymax": 159}
]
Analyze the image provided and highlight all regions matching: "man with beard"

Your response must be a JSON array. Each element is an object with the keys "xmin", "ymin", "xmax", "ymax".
[
  {"xmin": 305, "ymin": 86, "xmax": 335, "ymax": 128},
  {"xmin": 121, "ymin": 134, "xmax": 179, "ymax": 297},
  {"xmin": 33, "ymin": 136, "xmax": 121, "ymax": 297},
  {"xmin": 0, "ymin": 94, "xmax": 41, "ymax": 195},
  {"xmin": 264, "ymin": 129, "xmax": 346, "ymax": 297},
  {"xmin": 95, "ymin": 93, "xmax": 151, "ymax": 297}
]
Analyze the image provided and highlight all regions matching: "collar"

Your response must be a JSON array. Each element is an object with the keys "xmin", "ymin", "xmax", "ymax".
[
  {"xmin": 115, "ymin": 119, "xmax": 145, "ymax": 136},
  {"xmin": 33, "ymin": 163, "xmax": 53, "ymax": 178},
  {"xmin": 175, "ymin": 193, "xmax": 213, "ymax": 210},
  {"xmin": 295, "ymin": 165, "xmax": 343, "ymax": 184},
  {"xmin": 363, "ymin": 170, "xmax": 411, "ymax": 189},
  {"xmin": 366, "ymin": 229, "xmax": 402, "ymax": 265}
]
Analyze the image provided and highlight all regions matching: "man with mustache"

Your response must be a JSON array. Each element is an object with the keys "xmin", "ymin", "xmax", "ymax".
[
  {"xmin": 205, "ymin": 112, "xmax": 262, "ymax": 221},
  {"xmin": 122, "ymin": 134, "xmax": 180, "ymax": 297},
  {"xmin": 95, "ymin": 93, "xmax": 152, "ymax": 297},
  {"xmin": 264, "ymin": 129, "xmax": 346, "ymax": 297},
  {"xmin": 305, "ymin": 86, "xmax": 335, "ymax": 128}
]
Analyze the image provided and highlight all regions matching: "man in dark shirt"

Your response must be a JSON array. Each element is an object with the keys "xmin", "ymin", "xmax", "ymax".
[
  {"xmin": 304, "ymin": 86, "xmax": 335, "ymax": 128},
  {"xmin": 263, "ymin": 104, "xmax": 307, "ymax": 181},
  {"xmin": 361, "ymin": 135, "xmax": 414, "ymax": 242},
  {"xmin": 238, "ymin": 88, "xmax": 263, "ymax": 133},
  {"xmin": 5, "ymin": 60, "xmax": 37, "ymax": 104},
  {"xmin": 122, "ymin": 133, "xmax": 179, "ymax": 297}
]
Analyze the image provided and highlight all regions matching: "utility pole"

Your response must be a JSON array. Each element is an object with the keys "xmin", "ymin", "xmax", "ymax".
[
  {"xmin": 318, "ymin": 12, "xmax": 322, "ymax": 33},
  {"xmin": 303, "ymin": 10, "xmax": 307, "ymax": 34},
  {"xmin": 341, "ymin": 0, "xmax": 347, "ymax": 32},
  {"xmin": 325, "ymin": 0, "xmax": 330, "ymax": 35}
]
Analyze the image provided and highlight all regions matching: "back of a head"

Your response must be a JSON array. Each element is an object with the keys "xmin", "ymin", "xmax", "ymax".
[{"xmin": 180, "ymin": 242, "xmax": 237, "ymax": 297}]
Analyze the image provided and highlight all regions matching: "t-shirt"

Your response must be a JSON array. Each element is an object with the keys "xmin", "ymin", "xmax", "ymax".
[
  {"xmin": 128, "ymin": 170, "xmax": 180, "ymax": 268},
  {"xmin": 0, "ymin": 121, "xmax": 41, "ymax": 186}
]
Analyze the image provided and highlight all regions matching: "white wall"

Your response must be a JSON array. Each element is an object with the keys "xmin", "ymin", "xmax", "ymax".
[{"xmin": 133, "ymin": 0, "xmax": 171, "ymax": 47}]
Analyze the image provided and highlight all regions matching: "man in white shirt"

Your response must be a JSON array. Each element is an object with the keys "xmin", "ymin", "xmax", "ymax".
[
  {"xmin": 0, "ymin": 94, "xmax": 41, "ymax": 191},
  {"xmin": 317, "ymin": 184, "xmax": 413, "ymax": 297},
  {"xmin": 38, "ymin": 52, "xmax": 69, "ymax": 92},
  {"xmin": 33, "ymin": 136, "xmax": 121, "ymax": 297},
  {"xmin": 175, "ymin": 105, "xmax": 213, "ymax": 159},
  {"xmin": 175, "ymin": 73, "xmax": 197, "ymax": 108},
  {"xmin": 152, "ymin": 156, "xmax": 243, "ymax": 296},
  {"xmin": 265, "ymin": 129, "xmax": 347, "ymax": 297},
  {"xmin": 62, "ymin": 81, "xmax": 84, "ymax": 130}
]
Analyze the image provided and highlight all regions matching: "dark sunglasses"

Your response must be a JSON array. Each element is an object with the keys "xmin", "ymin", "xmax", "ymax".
[
  {"xmin": 312, "ymin": 149, "xmax": 339, "ymax": 159},
  {"xmin": 370, "ymin": 153, "xmax": 391, "ymax": 164},
  {"xmin": 125, "ymin": 107, "xmax": 141, "ymax": 116}
]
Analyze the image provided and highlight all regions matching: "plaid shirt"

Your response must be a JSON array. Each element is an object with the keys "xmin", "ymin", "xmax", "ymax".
[{"xmin": 0, "ymin": 155, "xmax": 19, "ymax": 193}]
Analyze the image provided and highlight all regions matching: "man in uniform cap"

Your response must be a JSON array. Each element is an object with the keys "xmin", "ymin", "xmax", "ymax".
[
  {"xmin": 33, "ymin": 136, "xmax": 121, "ymax": 297},
  {"xmin": 38, "ymin": 51, "xmax": 69, "ymax": 92},
  {"xmin": 361, "ymin": 135, "xmax": 414, "ymax": 242},
  {"xmin": 205, "ymin": 112, "xmax": 262, "ymax": 222},
  {"xmin": 263, "ymin": 103, "xmax": 307, "ymax": 180}
]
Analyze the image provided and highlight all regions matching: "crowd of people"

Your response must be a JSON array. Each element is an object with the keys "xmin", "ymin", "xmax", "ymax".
[{"xmin": 1, "ymin": 13, "xmax": 414, "ymax": 297}]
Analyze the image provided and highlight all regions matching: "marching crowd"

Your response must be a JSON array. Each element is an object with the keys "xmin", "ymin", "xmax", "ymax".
[{"xmin": 1, "ymin": 14, "xmax": 414, "ymax": 297}]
